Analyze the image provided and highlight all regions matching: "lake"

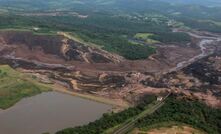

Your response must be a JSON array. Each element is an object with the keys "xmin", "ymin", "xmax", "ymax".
[{"xmin": 0, "ymin": 92, "xmax": 111, "ymax": 134}]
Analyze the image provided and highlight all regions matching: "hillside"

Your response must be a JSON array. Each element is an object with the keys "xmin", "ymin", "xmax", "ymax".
[{"xmin": 0, "ymin": 0, "xmax": 220, "ymax": 134}]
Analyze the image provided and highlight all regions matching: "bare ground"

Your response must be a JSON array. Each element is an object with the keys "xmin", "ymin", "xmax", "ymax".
[
  {"xmin": 0, "ymin": 30, "xmax": 221, "ymax": 108},
  {"xmin": 132, "ymin": 126, "xmax": 206, "ymax": 134}
]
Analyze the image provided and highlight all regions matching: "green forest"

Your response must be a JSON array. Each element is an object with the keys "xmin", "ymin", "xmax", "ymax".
[
  {"xmin": 0, "ymin": 1, "xmax": 221, "ymax": 134},
  {"xmin": 56, "ymin": 95, "xmax": 156, "ymax": 134},
  {"xmin": 56, "ymin": 95, "xmax": 221, "ymax": 134},
  {"xmin": 0, "ymin": 12, "xmax": 192, "ymax": 60},
  {"xmin": 2, "ymin": 0, "xmax": 221, "ymax": 60},
  {"xmin": 137, "ymin": 96, "xmax": 221, "ymax": 134}
]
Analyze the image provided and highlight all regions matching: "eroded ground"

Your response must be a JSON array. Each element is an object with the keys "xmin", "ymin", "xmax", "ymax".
[
  {"xmin": 140, "ymin": 52, "xmax": 221, "ymax": 107},
  {"xmin": 0, "ymin": 29, "xmax": 220, "ymax": 108},
  {"xmin": 132, "ymin": 126, "xmax": 206, "ymax": 134}
]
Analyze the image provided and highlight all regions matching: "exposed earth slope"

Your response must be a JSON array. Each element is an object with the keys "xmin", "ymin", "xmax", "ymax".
[
  {"xmin": 0, "ymin": 0, "xmax": 221, "ymax": 133},
  {"xmin": 0, "ymin": 28, "xmax": 220, "ymax": 108}
]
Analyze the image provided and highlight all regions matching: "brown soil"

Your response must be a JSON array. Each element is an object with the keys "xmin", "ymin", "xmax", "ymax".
[
  {"xmin": 0, "ymin": 30, "xmax": 220, "ymax": 108},
  {"xmin": 132, "ymin": 126, "xmax": 206, "ymax": 134},
  {"xmin": 0, "ymin": 31, "xmax": 201, "ymax": 73}
]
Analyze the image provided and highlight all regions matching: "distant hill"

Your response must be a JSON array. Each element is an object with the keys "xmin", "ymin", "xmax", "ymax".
[
  {"xmin": 160, "ymin": 0, "xmax": 221, "ymax": 6},
  {"xmin": 0, "ymin": 0, "xmax": 221, "ymax": 12}
]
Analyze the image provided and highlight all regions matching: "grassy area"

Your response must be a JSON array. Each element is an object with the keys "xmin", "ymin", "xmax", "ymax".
[
  {"xmin": 134, "ymin": 33, "xmax": 160, "ymax": 44},
  {"xmin": 0, "ymin": 65, "xmax": 51, "ymax": 109},
  {"xmin": 0, "ymin": 27, "xmax": 57, "ymax": 36}
]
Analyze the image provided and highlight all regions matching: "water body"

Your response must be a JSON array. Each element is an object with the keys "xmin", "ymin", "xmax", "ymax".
[{"xmin": 0, "ymin": 92, "xmax": 111, "ymax": 134}]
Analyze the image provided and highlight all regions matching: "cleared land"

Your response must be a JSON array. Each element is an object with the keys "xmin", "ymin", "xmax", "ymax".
[
  {"xmin": 132, "ymin": 125, "xmax": 206, "ymax": 134},
  {"xmin": 0, "ymin": 65, "xmax": 51, "ymax": 109}
]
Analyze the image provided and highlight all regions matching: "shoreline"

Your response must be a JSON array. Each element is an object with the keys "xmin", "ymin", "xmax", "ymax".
[
  {"xmin": 53, "ymin": 87, "xmax": 130, "ymax": 112},
  {"xmin": 0, "ymin": 88, "xmax": 129, "ymax": 112}
]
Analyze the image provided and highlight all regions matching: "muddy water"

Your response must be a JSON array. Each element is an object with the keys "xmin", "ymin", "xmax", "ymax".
[
  {"xmin": 168, "ymin": 32, "xmax": 220, "ymax": 73},
  {"xmin": 0, "ymin": 92, "xmax": 111, "ymax": 134},
  {"xmin": 175, "ymin": 39, "xmax": 214, "ymax": 68}
]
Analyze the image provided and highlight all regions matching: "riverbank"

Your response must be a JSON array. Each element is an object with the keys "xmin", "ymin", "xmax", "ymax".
[
  {"xmin": 51, "ymin": 83, "xmax": 129, "ymax": 111},
  {"xmin": 166, "ymin": 29, "xmax": 220, "ymax": 73}
]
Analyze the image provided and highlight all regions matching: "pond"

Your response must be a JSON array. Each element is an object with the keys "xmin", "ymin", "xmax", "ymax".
[{"xmin": 0, "ymin": 92, "xmax": 111, "ymax": 134}]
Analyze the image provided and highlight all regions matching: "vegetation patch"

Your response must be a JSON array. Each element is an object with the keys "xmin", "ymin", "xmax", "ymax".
[
  {"xmin": 177, "ymin": 18, "xmax": 221, "ymax": 33},
  {"xmin": 134, "ymin": 33, "xmax": 160, "ymax": 44},
  {"xmin": 56, "ymin": 95, "xmax": 157, "ymax": 134},
  {"xmin": 56, "ymin": 94, "xmax": 221, "ymax": 134},
  {"xmin": 137, "ymin": 96, "xmax": 221, "ymax": 134},
  {"xmin": 150, "ymin": 32, "xmax": 190, "ymax": 43},
  {"xmin": 0, "ymin": 13, "xmax": 191, "ymax": 60},
  {"xmin": 78, "ymin": 33, "xmax": 156, "ymax": 60},
  {"xmin": 0, "ymin": 65, "xmax": 51, "ymax": 109}
]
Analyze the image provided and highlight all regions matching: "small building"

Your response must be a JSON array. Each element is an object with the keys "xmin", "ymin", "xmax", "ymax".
[
  {"xmin": 157, "ymin": 96, "xmax": 163, "ymax": 101},
  {"xmin": 33, "ymin": 27, "xmax": 40, "ymax": 31}
]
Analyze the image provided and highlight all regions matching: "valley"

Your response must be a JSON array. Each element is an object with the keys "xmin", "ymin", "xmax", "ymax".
[
  {"xmin": 0, "ymin": 0, "xmax": 221, "ymax": 134},
  {"xmin": 0, "ymin": 26, "xmax": 220, "ymax": 109},
  {"xmin": 0, "ymin": 24, "xmax": 220, "ymax": 133}
]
